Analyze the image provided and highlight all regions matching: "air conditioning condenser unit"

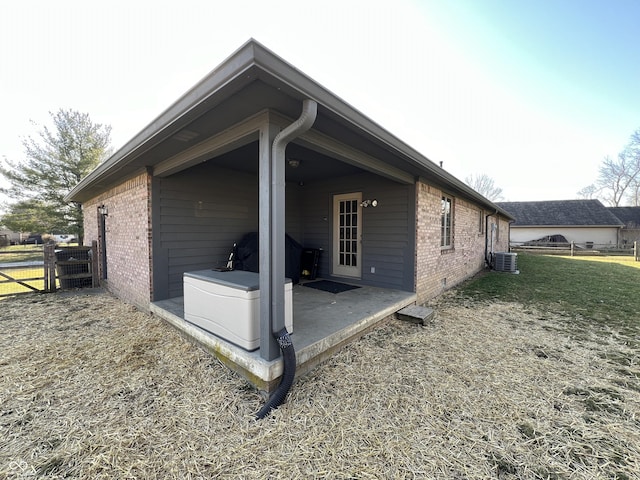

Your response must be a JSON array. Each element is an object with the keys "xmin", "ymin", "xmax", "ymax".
[{"xmin": 493, "ymin": 252, "xmax": 519, "ymax": 273}]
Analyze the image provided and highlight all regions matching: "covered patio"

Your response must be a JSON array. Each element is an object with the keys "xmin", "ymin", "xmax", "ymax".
[
  {"xmin": 151, "ymin": 281, "xmax": 416, "ymax": 392},
  {"xmin": 66, "ymin": 39, "xmax": 512, "ymax": 399}
]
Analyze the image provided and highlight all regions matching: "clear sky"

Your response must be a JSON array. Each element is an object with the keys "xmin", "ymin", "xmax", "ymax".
[{"xmin": 1, "ymin": 0, "xmax": 639, "ymax": 204}]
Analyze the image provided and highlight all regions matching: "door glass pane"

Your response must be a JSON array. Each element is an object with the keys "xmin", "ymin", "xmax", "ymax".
[{"xmin": 337, "ymin": 198, "xmax": 360, "ymax": 267}]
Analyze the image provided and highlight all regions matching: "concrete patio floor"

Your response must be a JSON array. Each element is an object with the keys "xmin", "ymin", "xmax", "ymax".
[{"xmin": 151, "ymin": 280, "xmax": 416, "ymax": 392}]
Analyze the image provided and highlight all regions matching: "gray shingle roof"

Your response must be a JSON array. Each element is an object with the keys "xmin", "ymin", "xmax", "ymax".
[
  {"xmin": 496, "ymin": 200, "xmax": 624, "ymax": 227},
  {"xmin": 608, "ymin": 207, "xmax": 640, "ymax": 227}
]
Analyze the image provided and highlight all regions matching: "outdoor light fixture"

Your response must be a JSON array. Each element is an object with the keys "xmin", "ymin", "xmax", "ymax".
[
  {"xmin": 97, "ymin": 205, "xmax": 108, "ymax": 216},
  {"xmin": 360, "ymin": 199, "xmax": 378, "ymax": 208},
  {"xmin": 287, "ymin": 158, "xmax": 300, "ymax": 168}
]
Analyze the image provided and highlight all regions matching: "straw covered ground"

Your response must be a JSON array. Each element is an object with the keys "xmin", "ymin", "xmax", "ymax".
[{"xmin": 1, "ymin": 290, "xmax": 639, "ymax": 479}]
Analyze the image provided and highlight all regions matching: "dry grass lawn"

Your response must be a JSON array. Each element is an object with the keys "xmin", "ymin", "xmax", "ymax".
[{"xmin": 1, "ymin": 289, "xmax": 639, "ymax": 479}]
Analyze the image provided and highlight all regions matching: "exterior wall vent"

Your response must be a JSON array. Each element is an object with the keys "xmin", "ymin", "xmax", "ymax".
[{"xmin": 493, "ymin": 252, "xmax": 519, "ymax": 273}]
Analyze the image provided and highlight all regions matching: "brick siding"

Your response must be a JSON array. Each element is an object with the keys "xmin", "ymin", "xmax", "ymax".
[
  {"xmin": 82, "ymin": 171, "xmax": 152, "ymax": 310},
  {"xmin": 81, "ymin": 173, "xmax": 509, "ymax": 310},
  {"xmin": 415, "ymin": 181, "xmax": 510, "ymax": 304}
]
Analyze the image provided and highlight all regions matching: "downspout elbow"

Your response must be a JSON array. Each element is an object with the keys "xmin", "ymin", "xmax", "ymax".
[
  {"xmin": 272, "ymin": 99, "xmax": 318, "ymax": 159},
  {"xmin": 255, "ymin": 328, "xmax": 296, "ymax": 419}
]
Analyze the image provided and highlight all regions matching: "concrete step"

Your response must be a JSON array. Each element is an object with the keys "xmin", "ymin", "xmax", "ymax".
[{"xmin": 397, "ymin": 305, "xmax": 435, "ymax": 325}]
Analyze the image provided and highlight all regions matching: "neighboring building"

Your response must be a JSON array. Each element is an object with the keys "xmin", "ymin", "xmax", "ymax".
[
  {"xmin": 608, "ymin": 207, "xmax": 640, "ymax": 245},
  {"xmin": 497, "ymin": 200, "xmax": 624, "ymax": 246},
  {"xmin": 0, "ymin": 227, "xmax": 26, "ymax": 245},
  {"xmin": 66, "ymin": 40, "xmax": 513, "ymax": 388}
]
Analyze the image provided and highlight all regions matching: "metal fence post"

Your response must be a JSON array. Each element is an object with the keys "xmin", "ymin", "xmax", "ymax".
[
  {"xmin": 571, "ymin": 241, "xmax": 574, "ymax": 256},
  {"xmin": 635, "ymin": 241, "xmax": 638, "ymax": 261}
]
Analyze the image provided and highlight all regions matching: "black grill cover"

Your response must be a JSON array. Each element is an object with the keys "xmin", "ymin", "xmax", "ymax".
[{"xmin": 233, "ymin": 232, "xmax": 302, "ymax": 284}]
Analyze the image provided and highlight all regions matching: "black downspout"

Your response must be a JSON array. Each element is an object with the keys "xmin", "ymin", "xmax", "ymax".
[{"xmin": 255, "ymin": 328, "xmax": 296, "ymax": 419}]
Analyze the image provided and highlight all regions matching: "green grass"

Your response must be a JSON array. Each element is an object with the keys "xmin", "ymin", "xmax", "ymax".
[
  {"xmin": 458, "ymin": 253, "xmax": 640, "ymax": 336},
  {"xmin": 0, "ymin": 246, "xmax": 49, "ymax": 296},
  {"xmin": 0, "ymin": 267, "xmax": 53, "ymax": 297},
  {"xmin": 0, "ymin": 244, "xmax": 44, "ymax": 263}
]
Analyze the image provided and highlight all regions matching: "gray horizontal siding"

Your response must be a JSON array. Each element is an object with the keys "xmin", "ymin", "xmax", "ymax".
[
  {"xmin": 154, "ymin": 163, "xmax": 260, "ymax": 299},
  {"xmin": 302, "ymin": 172, "xmax": 415, "ymax": 291},
  {"xmin": 152, "ymin": 162, "xmax": 307, "ymax": 300},
  {"xmin": 152, "ymin": 165, "xmax": 415, "ymax": 300}
]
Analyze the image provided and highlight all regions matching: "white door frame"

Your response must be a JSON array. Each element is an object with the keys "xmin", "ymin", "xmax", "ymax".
[{"xmin": 332, "ymin": 192, "xmax": 362, "ymax": 278}]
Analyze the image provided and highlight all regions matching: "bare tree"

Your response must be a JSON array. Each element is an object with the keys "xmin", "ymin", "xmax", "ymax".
[
  {"xmin": 624, "ymin": 129, "xmax": 640, "ymax": 206},
  {"xmin": 627, "ymin": 178, "xmax": 640, "ymax": 206},
  {"xmin": 580, "ymin": 127, "xmax": 640, "ymax": 206},
  {"xmin": 596, "ymin": 137, "xmax": 640, "ymax": 206},
  {"xmin": 464, "ymin": 173, "xmax": 504, "ymax": 202},
  {"xmin": 577, "ymin": 184, "xmax": 599, "ymax": 199},
  {"xmin": 597, "ymin": 155, "xmax": 628, "ymax": 206}
]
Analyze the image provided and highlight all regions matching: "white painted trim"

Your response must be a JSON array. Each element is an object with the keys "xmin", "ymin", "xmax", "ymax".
[{"xmin": 332, "ymin": 192, "xmax": 362, "ymax": 278}]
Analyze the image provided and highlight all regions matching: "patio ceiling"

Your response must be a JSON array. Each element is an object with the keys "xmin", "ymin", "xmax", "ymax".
[{"xmin": 205, "ymin": 141, "xmax": 364, "ymax": 184}]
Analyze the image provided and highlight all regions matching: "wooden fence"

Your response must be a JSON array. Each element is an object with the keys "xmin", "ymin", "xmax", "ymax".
[
  {"xmin": 511, "ymin": 241, "xmax": 639, "ymax": 260},
  {"xmin": 0, "ymin": 242, "xmax": 98, "ymax": 297},
  {"xmin": 0, "ymin": 248, "xmax": 50, "ymax": 297},
  {"xmin": 51, "ymin": 243, "xmax": 99, "ymax": 289}
]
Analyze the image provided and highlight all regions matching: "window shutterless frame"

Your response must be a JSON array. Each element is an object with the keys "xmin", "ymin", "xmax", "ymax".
[{"xmin": 441, "ymin": 195, "xmax": 453, "ymax": 249}]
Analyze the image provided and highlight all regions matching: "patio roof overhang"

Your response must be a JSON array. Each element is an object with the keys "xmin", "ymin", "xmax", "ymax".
[{"xmin": 65, "ymin": 39, "xmax": 513, "ymax": 220}]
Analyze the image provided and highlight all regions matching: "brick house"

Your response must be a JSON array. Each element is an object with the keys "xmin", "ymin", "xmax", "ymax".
[{"xmin": 67, "ymin": 40, "xmax": 512, "ymax": 390}]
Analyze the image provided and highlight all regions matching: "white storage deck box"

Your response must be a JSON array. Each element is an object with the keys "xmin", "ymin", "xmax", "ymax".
[{"xmin": 183, "ymin": 270, "xmax": 293, "ymax": 351}]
